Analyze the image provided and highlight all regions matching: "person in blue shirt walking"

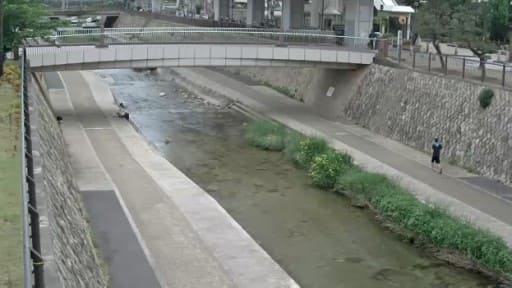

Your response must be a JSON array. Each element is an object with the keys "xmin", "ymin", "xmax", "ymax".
[{"xmin": 431, "ymin": 137, "xmax": 443, "ymax": 174}]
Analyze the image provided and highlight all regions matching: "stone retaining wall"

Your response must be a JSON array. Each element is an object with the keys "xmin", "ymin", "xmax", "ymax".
[
  {"xmin": 31, "ymin": 74, "xmax": 107, "ymax": 288},
  {"xmin": 347, "ymin": 65, "xmax": 512, "ymax": 184}
]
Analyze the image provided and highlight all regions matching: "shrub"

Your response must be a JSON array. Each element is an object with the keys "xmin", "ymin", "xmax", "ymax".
[
  {"xmin": 292, "ymin": 136, "xmax": 330, "ymax": 168},
  {"xmin": 245, "ymin": 120, "xmax": 287, "ymax": 151},
  {"xmin": 310, "ymin": 150, "xmax": 353, "ymax": 188},
  {"xmin": 0, "ymin": 63, "xmax": 20, "ymax": 93},
  {"xmin": 336, "ymin": 168, "xmax": 393, "ymax": 196},
  {"xmin": 283, "ymin": 131, "xmax": 305, "ymax": 161},
  {"xmin": 479, "ymin": 88, "xmax": 495, "ymax": 109}
]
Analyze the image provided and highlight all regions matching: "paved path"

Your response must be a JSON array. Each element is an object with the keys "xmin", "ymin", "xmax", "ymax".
[
  {"xmin": 174, "ymin": 67, "xmax": 512, "ymax": 247},
  {"xmin": 45, "ymin": 72, "xmax": 162, "ymax": 288},
  {"xmin": 49, "ymin": 71, "xmax": 298, "ymax": 288}
]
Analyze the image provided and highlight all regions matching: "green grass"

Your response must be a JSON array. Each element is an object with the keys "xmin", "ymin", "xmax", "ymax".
[
  {"xmin": 245, "ymin": 120, "xmax": 287, "ymax": 151},
  {"xmin": 245, "ymin": 119, "xmax": 512, "ymax": 280},
  {"xmin": 0, "ymin": 81, "xmax": 22, "ymax": 288}
]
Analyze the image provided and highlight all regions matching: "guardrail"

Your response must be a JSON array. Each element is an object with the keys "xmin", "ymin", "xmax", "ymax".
[
  {"xmin": 39, "ymin": 27, "xmax": 376, "ymax": 51},
  {"xmin": 20, "ymin": 48, "xmax": 45, "ymax": 288}
]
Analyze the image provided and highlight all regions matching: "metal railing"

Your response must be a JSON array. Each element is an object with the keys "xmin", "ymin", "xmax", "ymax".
[
  {"xmin": 20, "ymin": 48, "xmax": 45, "ymax": 288},
  {"xmin": 35, "ymin": 27, "xmax": 375, "ymax": 51},
  {"xmin": 385, "ymin": 41, "xmax": 512, "ymax": 88}
]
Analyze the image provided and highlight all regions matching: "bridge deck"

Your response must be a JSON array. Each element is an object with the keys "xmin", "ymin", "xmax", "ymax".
[
  {"xmin": 25, "ymin": 27, "xmax": 376, "ymax": 71},
  {"xmin": 26, "ymin": 43, "xmax": 375, "ymax": 71}
]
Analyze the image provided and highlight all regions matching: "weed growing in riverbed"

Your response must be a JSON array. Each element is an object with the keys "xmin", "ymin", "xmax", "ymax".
[
  {"xmin": 336, "ymin": 170, "xmax": 512, "ymax": 276},
  {"xmin": 245, "ymin": 119, "xmax": 512, "ymax": 281},
  {"xmin": 290, "ymin": 136, "xmax": 329, "ymax": 168},
  {"xmin": 283, "ymin": 132, "xmax": 304, "ymax": 161},
  {"xmin": 245, "ymin": 120, "xmax": 287, "ymax": 151},
  {"xmin": 311, "ymin": 150, "xmax": 352, "ymax": 188}
]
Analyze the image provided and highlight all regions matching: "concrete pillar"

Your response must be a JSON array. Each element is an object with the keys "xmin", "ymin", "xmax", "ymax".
[
  {"xmin": 151, "ymin": 0, "xmax": 161, "ymax": 13},
  {"xmin": 214, "ymin": 0, "xmax": 230, "ymax": 20},
  {"xmin": 343, "ymin": 0, "xmax": 373, "ymax": 37},
  {"xmin": 310, "ymin": 0, "xmax": 320, "ymax": 28},
  {"xmin": 406, "ymin": 14, "xmax": 411, "ymax": 40},
  {"xmin": 247, "ymin": 0, "xmax": 265, "ymax": 26},
  {"xmin": 282, "ymin": 0, "xmax": 304, "ymax": 30}
]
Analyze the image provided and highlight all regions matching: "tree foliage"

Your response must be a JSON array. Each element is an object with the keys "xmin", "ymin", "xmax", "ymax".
[
  {"xmin": 487, "ymin": 0, "xmax": 509, "ymax": 42},
  {"xmin": 1, "ymin": 0, "xmax": 59, "ymax": 55},
  {"xmin": 414, "ymin": 0, "xmax": 454, "ymax": 67},
  {"xmin": 450, "ymin": 3, "xmax": 496, "ymax": 60},
  {"xmin": 414, "ymin": 0, "xmax": 498, "ymax": 68}
]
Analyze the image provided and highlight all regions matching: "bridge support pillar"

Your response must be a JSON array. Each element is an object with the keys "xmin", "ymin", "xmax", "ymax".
[
  {"xmin": 247, "ymin": 0, "xmax": 265, "ymax": 26},
  {"xmin": 281, "ymin": 0, "xmax": 304, "ymax": 30},
  {"xmin": 343, "ymin": 0, "xmax": 373, "ymax": 38},
  {"xmin": 151, "ymin": 0, "xmax": 161, "ymax": 13},
  {"xmin": 309, "ymin": 0, "xmax": 320, "ymax": 28},
  {"xmin": 214, "ymin": 0, "xmax": 231, "ymax": 21}
]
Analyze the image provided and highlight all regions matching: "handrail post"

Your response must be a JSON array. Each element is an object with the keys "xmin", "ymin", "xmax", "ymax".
[
  {"xmin": 428, "ymin": 53, "xmax": 431, "ymax": 72},
  {"xmin": 462, "ymin": 57, "xmax": 466, "ymax": 78},
  {"xmin": 502, "ymin": 64, "xmax": 506, "ymax": 87},
  {"xmin": 444, "ymin": 55, "xmax": 448, "ymax": 75},
  {"xmin": 481, "ymin": 58, "xmax": 486, "ymax": 82},
  {"xmin": 412, "ymin": 50, "xmax": 416, "ymax": 69}
]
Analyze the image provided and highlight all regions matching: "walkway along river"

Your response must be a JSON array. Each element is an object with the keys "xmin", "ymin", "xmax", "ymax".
[{"xmin": 96, "ymin": 69, "xmax": 494, "ymax": 288}]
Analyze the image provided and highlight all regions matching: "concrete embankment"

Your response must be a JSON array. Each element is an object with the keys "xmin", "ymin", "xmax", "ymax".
[{"xmin": 30, "ymin": 73, "xmax": 108, "ymax": 287}]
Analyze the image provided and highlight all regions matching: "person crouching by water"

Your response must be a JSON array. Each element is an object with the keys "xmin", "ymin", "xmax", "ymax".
[
  {"xmin": 117, "ymin": 102, "xmax": 130, "ymax": 120},
  {"xmin": 431, "ymin": 137, "xmax": 443, "ymax": 174}
]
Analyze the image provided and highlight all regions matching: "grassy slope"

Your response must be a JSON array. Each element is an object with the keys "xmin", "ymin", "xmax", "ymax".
[{"xmin": 0, "ymin": 80, "xmax": 22, "ymax": 287}]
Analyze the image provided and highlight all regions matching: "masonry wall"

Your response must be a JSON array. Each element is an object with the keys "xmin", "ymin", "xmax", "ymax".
[
  {"xmin": 31, "ymin": 75, "xmax": 107, "ymax": 288},
  {"xmin": 347, "ymin": 65, "xmax": 512, "ymax": 184}
]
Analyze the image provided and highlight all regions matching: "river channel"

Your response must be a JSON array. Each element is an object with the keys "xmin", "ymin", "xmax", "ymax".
[{"xmin": 97, "ymin": 68, "xmax": 494, "ymax": 288}]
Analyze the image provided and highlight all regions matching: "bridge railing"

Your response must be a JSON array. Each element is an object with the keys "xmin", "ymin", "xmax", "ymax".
[{"xmin": 33, "ymin": 27, "xmax": 375, "ymax": 51}]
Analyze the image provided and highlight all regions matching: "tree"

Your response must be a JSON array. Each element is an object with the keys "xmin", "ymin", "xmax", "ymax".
[
  {"xmin": 414, "ymin": 0, "xmax": 453, "ymax": 68},
  {"xmin": 1, "ymin": 0, "xmax": 57, "ymax": 72},
  {"xmin": 415, "ymin": 0, "xmax": 496, "ymax": 69},
  {"xmin": 487, "ymin": 0, "xmax": 509, "ymax": 43},
  {"xmin": 451, "ymin": 2, "xmax": 496, "ymax": 69}
]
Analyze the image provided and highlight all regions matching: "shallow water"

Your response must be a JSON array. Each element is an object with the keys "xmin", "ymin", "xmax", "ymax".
[{"xmin": 97, "ymin": 69, "xmax": 494, "ymax": 288}]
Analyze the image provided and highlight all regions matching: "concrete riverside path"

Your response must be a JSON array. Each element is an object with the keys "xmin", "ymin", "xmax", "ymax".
[
  {"xmin": 45, "ymin": 70, "xmax": 299, "ymax": 288},
  {"xmin": 172, "ymin": 67, "xmax": 512, "ymax": 248}
]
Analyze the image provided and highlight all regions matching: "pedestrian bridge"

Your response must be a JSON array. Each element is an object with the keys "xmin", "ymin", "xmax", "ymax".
[{"xmin": 26, "ymin": 27, "xmax": 376, "ymax": 71}]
